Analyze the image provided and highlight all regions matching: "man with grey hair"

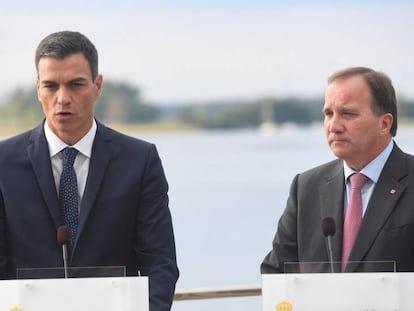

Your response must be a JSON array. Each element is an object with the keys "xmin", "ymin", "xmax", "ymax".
[{"xmin": 262, "ymin": 67, "xmax": 414, "ymax": 273}]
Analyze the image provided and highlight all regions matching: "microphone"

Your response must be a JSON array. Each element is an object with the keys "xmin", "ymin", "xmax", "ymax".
[
  {"xmin": 57, "ymin": 225, "xmax": 71, "ymax": 278},
  {"xmin": 321, "ymin": 217, "xmax": 336, "ymax": 273}
]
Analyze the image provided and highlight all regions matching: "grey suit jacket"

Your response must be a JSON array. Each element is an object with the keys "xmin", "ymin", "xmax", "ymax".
[
  {"xmin": 261, "ymin": 143, "xmax": 414, "ymax": 273},
  {"xmin": 0, "ymin": 120, "xmax": 179, "ymax": 311}
]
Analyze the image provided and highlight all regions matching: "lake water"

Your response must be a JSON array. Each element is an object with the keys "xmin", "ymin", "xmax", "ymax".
[{"xmin": 136, "ymin": 123, "xmax": 414, "ymax": 311}]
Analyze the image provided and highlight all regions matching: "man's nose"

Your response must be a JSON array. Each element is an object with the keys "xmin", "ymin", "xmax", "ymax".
[
  {"xmin": 57, "ymin": 87, "xmax": 71, "ymax": 105},
  {"xmin": 328, "ymin": 114, "xmax": 343, "ymax": 133}
]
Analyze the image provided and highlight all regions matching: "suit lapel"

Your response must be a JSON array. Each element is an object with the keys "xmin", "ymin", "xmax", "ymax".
[
  {"xmin": 319, "ymin": 161, "xmax": 345, "ymax": 262},
  {"xmin": 74, "ymin": 122, "xmax": 111, "ymax": 248},
  {"xmin": 27, "ymin": 123, "xmax": 62, "ymax": 228},
  {"xmin": 347, "ymin": 145, "xmax": 407, "ymax": 270}
]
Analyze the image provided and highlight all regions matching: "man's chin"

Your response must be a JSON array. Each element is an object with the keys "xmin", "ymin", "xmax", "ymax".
[{"xmin": 330, "ymin": 147, "xmax": 349, "ymax": 160}]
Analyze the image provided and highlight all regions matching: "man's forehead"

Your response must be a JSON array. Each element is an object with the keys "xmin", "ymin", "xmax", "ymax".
[{"xmin": 37, "ymin": 54, "xmax": 92, "ymax": 79}]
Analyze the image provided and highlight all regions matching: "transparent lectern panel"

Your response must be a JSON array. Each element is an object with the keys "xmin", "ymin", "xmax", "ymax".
[
  {"xmin": 16, "ymin": 266, "xmax": 126, "ymax": 279},
  {"xmin": 284, "ymin": 261, "xmax": 396, "ymax": 273}
]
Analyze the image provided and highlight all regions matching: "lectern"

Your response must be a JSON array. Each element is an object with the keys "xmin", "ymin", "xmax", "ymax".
[
  {"xmin": 0, "ymin": 275, "xmax": 148, "ymax": 311},
  {"xmin": 262, "ymin": 272, "xmax": 413, "ymax": 311}
]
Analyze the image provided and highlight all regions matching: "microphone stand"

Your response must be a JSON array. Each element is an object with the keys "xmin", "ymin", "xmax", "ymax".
[
  {"xmin": 62, "ymin": 243, "xmax": 69, "ymax": 278},
  {"xmin": 57, "ymin": 225, "xmax": 71, "ymax": 279},
  {"xmin": 321, "ymin": 217, "xmax": 336, "ymax": 273},
  {"xmin": 327, "ymin": 235, "xmax": 335, "ymax": 273}
]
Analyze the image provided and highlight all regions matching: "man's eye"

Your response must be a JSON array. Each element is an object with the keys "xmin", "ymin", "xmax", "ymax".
[
  {"xmin": 343, "ymin": 111, "xmax": 355, "ymax": 116},
  {"xmin": 71, "ymin": 82, "xmax": 84, "ymax": 87},
  {"xmin": 43, "ymin": 84, "xmax": 57, "ymax": 89}
]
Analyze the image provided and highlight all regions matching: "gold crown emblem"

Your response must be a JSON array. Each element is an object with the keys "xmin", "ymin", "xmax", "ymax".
[
  {"xmin": 10, "ymin": 307, "xmax": 23, "ymax": 311},
  {"xmin": 276, "ymin": 300, "xmax": 293, "ymax": 311}
]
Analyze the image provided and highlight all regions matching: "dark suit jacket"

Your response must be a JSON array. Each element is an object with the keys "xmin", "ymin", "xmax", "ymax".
[
  {"xmin": 261, "ymin": 143, "xmax": 414, "ymax": 273},
  {"xmin": 0, "ymin": 120, "xmax": 179, "ymax": 311}
]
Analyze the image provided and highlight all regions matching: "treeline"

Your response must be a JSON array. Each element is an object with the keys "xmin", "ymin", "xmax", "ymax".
[
  {"xmin": 1, "ymin": 81, "xmax": 414, "ymax": 129},
  {"xmin": 173, "ymin": 98, "xmax": 324, "ymax": 129},
  {"xmin": 0, "ymin": 81, "xmax": 158, "ymax": 126}
]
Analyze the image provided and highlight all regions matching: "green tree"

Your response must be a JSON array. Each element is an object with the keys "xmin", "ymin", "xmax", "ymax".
[
  {"xmin": 96, "ymin": 81, "xmax": 159, "ymax": 123},
  {"xmin": 0, "ymin": 87, "xmax": 43, "ymax": 124}
]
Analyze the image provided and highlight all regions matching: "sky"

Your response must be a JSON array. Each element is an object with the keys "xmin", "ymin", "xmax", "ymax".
[{"xmin": 1, "ymin": 0, "xmax": 414, "ymax": 104}]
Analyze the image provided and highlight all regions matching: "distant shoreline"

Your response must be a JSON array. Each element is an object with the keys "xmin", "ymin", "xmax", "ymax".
[
  {"xmin": 0, "ymin": 122, "xmax": 196, "ymax": 138},
  {"xmin": 1, "ymin": 119, "xmax": 413, "ymax": 139}
]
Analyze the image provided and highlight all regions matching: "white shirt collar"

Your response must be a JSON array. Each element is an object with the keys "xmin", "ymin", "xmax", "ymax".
[
  {"xmin": 343, "ymin": 139, "xmax": 394, "ymax": 183},
  {"xmin": 44, "ymin": 120, "xmax": 97, "ymax": 158}
]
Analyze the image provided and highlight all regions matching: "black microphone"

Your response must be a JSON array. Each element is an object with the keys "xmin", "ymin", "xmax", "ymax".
[
  {"xmin": 57, "ymin": 225, "xmax": 71, "ymax": 278},
  {"xmin": 321, "ymin": 217, "xmax": 336, "ymax": 273}
]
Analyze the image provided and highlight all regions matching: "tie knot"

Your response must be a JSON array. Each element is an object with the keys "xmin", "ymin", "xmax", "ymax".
[
  {"xmin": 349, "ymin": 173, "xmax": 369, "ymax": 190},
  {"xmin": 62, "ymin": 147, "xmax": 78, "ymax": 166}
]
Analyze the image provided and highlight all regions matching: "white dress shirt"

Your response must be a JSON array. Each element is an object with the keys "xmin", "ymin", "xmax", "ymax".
[
  {"xmin": 44, "ymin": 120, "xmax": 97, "ymax": 210},
  {"xmin": 343, "ymin": 139, "xmax": 394, "ymax": 216}
]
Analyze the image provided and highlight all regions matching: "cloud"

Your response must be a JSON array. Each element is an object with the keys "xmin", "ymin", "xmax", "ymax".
[{"xmin": 1, "ymin": 3, "xmax": 413, "ymax": 103}]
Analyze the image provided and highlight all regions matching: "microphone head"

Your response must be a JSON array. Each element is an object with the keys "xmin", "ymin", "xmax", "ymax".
[
  {"xmin": 57, "ymin": 225, "xmax": 71, "ymax": 245},
  {"xmin": 321, "ymin": 217, "xmax": 336, "ymax": 237}
]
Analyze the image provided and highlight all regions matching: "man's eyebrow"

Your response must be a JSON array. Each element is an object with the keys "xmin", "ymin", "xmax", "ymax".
[
  {"xmin": 39, "ymin": 79, "xmax": 57, "ymax": 85},
  {"xmin": 322, "ymin": 106, "xmax": 331, "ymax": 113},
  {"xmin": 322, "ymin": 103, "xmax": 356, "ymax": 113},
  {"xmin": 338, "ymin": 105, "xmax": 355, "ymax": 113},
  {"xmin": 39, "ymin": 77, "xmax": 88, "ymax": 84},
  {"xmin": 69, "ymin": 77, "xmax": 88, "ymax": 83}
]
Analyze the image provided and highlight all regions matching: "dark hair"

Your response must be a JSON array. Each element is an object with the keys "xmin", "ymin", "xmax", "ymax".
[
  {"xmin": 35, "ymin": 31, "xmax": 99, "ymax": 80},
  {"xmin": 328, "ymin": 67, "xmax": 398, "ymax": 137}
]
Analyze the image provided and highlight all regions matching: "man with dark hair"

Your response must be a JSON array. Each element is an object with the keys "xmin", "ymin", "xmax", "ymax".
[
  {"xmin": 0, "ymin": 30, "xmax": 179, "ymax": 311},
  {"xmin": 261, "ymin": 67, "xmax": 414, "ymax": 273}
]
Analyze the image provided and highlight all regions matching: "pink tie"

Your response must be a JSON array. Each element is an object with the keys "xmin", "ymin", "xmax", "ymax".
[{"xmin": 341, "ymin": 173, "xmax": 369, "ymax": 272}]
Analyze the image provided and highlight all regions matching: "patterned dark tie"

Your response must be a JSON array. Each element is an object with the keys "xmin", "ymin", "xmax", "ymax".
[{"xmin": 59, "ymin": 147, "xmax": 79, "ymax": 248}]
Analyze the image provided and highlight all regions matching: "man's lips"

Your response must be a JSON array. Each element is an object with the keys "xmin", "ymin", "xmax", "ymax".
[
  {"xmin": 55, "ymin": 111, "xmax": 74, "ymax": 119},
  {"xmin": 330, "ymin": 138, "xmax": 348, "ymax": 144},
  {"xmin": 56, "ymin": 111, "xmax": 73, "ymax": 115}
]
